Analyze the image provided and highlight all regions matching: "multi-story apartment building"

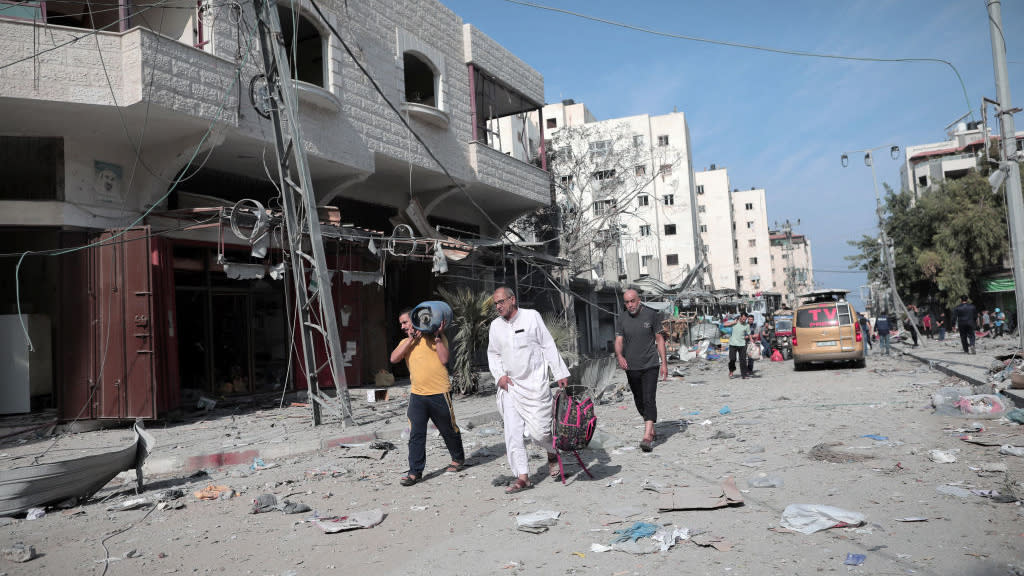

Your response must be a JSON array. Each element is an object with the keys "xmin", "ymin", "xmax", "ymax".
[
  {"xmin": 769, "ymin": 230, "xmax": 814, "ymax": 305},
  {"xmin": 511, "ymin": 101, "xmax": 701, "ymax": 285},
  {"xmin": 730, "ymin": 187, "xmax": 772, "ymax": 295},
  {"xmin": 0, "ymin": 0, "xmax": 548, "ymax": 417},
  {"xmin": 901, "ymin": 121, "xmax": 1024, "ymax": 198},
  {"xmin": 694, "ymin": 166, "xmax": 735, "ymax": 291}
]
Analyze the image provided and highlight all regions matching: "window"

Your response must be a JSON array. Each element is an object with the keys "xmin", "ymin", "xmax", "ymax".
[
  {"xmin": 0, "ymin": 136, "xmax": 64, "ymax": 200},
  {"xmin": 659, "ymin": 164, "xmax": 673, "ymax": 179},
  {"xmin": 657, "ymin": 135, "xmax": 669, "ymax": 147},
  {"xmin": 745, "ymin": 202, "xmax": 753, "ymax": 210},
  {"xmin": 546, "ymin": 118, "xmax": 557, "ymax": 129},
  {"xmin": 281, "ymin": 8, "xmax": 326, "ymax": 87},
  {"xmin": 663, "ymin": 194, "xmax": 674, "ymax": 205},
  {"xmin": 781, "ymin": 253, "xmax": 789, "ymax": 259},
  {"xmin": 698, "ymin": 205, "xmax": 706, "ymax": 213},
  {"xmin": 666, "ymin": 254, "xmax": 679, "ymax": 266},
  {"xmin": 699, "ymin": 224, "xmax": 708, "ymax": 233},
  {"xmin": 746, "ymin": 221, "xmax": 754, "ymax": 229},
  {"xmin": 637, "ymin": 195, "xmax": 649, "ymax": 207},
  {"xmin": 664, "ymin": 224, "xmax": 677, "ymax": 235},
  {"xmin": 696, "ymin": 184, "xmax": 705, "ymax": 195},
  {"xmin": 748, "ymin": 239, "xmax": 756, "ymax": 247},
  {"xmin": 918, "ymin": 175, "xmax": 928, "ymax": 187},
  {"xmin": 593, "ymin": 199, "xmax": 617, "ymax": 215},
  {"xmin": 634, "ymin": 165, "xmax": 647, "ymax": 177},
  {"xmin": 641, "ymin": 255, "xmax": 653, "ymax": 267},
  {"xmin": 589, "ymin": 139, "xmax": 612, "ymax": 158},
  {"xmin": 733, "ymin": 239, "xmax": 738, "ymax": 249},
  {"xmin": 403, "ymin": 52, "xmax": 438, "ymax": 106},
  {"xmin": 633, "ymin": 135, "xmax": 644, "ymax": 147},
  {"xmin": 750, "ymin": 257, "xmax": 758, "ymax": 265},
  {"xmin": 639, "ymin": 225, "xmax": 651, "ymax": 236},
  {"xmin": 732, "ymin": 222, "xmax": 736, "ymax": 230},
  {"xmin": 593, "ymin": 169, "xmax": 616, "ymax": 181},
  {"xmin": 737, "ymin": 275, "xmax": 744, "ymax": 284},
  {"xmin": 559, "ymin": 175, "xmax": 573, "ymax": 188}
]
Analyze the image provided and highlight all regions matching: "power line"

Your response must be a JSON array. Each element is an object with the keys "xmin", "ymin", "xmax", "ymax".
[{"xmin": 499, "ymin": 0, "xmax": 974, "ymax": 119}]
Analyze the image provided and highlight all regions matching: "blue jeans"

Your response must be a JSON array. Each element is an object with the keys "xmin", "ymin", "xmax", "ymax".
[
  {"xmin": 407, "ymin": 392, "xmax": 465, "ymax": 476},
  {"xmin": 878, "ymin": 333, "xmax": 891, "ymax": 355}
]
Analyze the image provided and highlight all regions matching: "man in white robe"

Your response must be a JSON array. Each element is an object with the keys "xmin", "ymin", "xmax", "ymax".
[{"xmin": 487, "ymin": 286, "xmax": 570, "ymax": 494}]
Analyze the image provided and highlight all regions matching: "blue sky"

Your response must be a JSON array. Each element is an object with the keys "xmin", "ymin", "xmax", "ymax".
[{"xmin": 442, "ymin": 0, "xmax": 1024, "ymax": 308}]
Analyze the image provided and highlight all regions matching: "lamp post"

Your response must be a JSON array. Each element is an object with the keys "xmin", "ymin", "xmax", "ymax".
[{"xmin": 841, "ymin": 145, "xmax": 922, "ymax": 343}]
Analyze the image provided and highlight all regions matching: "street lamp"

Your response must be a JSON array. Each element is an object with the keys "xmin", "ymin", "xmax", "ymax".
[{"xmin": 841, "ymin": 144, "xmax": 922, "ymax": 343}]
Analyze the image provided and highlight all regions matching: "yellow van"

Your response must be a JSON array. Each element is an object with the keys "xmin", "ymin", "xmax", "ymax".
[{"xmin": 791, "ymin": 290, "xmax": 865, "ymax": 370}]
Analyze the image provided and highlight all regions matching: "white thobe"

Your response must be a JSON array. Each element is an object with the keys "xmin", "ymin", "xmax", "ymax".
[{"xmin": 487, "ymin": 308, "xmax": 571, "ymax": 475}]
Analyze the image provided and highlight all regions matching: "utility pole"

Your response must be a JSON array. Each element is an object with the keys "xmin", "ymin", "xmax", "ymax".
[
  {"xmin": 986, "ymin": 0, "xmax": 1024, "ymax": 350},
  {"xmin": 254, "ymin": 0, "xmax": 353, "ymax": 425}
]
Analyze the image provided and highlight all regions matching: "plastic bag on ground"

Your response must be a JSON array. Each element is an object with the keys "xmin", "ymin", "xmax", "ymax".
[
  {"xmin": 953, "ymin": 394, "xmax": 1010, "ymax": 417},
  {"xmin": 771, "ymin": 349, "xmax": 784, "ymax": 362},
  {"xmin": 780, "ymin": 504, "xmax": 865, "ymax": 534}
]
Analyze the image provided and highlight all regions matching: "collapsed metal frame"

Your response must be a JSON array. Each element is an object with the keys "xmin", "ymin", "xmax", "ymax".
[{"xmin": 253, "ymin": 0, "xmax": 352, "ymax": 426}]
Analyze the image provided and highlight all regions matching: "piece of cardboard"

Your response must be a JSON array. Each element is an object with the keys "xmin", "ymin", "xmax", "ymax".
[{"xmin": 657, "ymin": 476, "xmax": 744, "ymax": 512}]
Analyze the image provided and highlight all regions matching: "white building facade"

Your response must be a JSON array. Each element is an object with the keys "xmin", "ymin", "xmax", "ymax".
[
  {"xmin": 694, "ymin": 166, "xmax": 736, "ymax": 291},
  {"xmin": 901, "ymin": 121, "xmax": 1024, "ymax": 198},
  {"xmin": 769, "ymin": 230, "xmax": 814, "ymax": 305},
  {"xmin": 730, "ymin": 187, "xmax": 772, "ymax": 294}
]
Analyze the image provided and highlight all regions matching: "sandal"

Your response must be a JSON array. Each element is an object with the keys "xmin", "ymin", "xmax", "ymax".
[
  {"xmin": 399, "ymin": 473, "xmax": 420, "ymax": 487},
  {"xmin": 445, "ymin": 461, "xmax": 466, "ymax": 473},
  {"xmin": 504, "ymin": 477, "xmax": 533, "ymax": 494},
  {"xmin": 547, "ymin": 453, "xmax": 561, "ymax": 478},
  {"xmin": 639, "ymin": 437, "xmax": 654, "ymax": 453}
]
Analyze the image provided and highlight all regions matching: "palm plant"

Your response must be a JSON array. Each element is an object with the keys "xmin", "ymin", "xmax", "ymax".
[
  {"xmin": 436, "ymin": 286, "xmax": 495, "ymax": 395},
  {"xmin": 542, "ymin": 312, "xmax": 579, "ymax": 371}
]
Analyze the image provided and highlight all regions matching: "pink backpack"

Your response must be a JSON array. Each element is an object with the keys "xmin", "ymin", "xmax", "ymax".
[{"xmin": 551, "ymin": 390, "xmax": 597, "ymax": 484}]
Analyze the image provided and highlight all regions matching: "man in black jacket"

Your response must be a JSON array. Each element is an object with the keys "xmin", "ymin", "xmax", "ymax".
[{"xmin": 953, "ymin": 296, "xmax": 977, "ymax": 354}]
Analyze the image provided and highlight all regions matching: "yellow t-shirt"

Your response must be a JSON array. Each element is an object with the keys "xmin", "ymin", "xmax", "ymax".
[{"xmin": 402, "ymin": 335, "xmax": 451, "ymax": 395}]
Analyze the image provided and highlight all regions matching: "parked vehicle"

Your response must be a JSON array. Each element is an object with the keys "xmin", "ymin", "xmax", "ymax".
[
  {"xmin": 792, "ymin": 289, "xmax": 865, "ymax": 370},
  {"xmin": 771, "ymin": 312, "xmax": 794, "ymax": 359}
]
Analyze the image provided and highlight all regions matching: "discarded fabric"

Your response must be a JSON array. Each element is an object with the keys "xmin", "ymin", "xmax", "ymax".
[
  {"xmin": 194, "ymin": 485, "xmax": 235, "ymax": 500},
  {"xmin": 928, "ymin": 449, "xmax": 958, "ymax": 463},
  {"xmin": 861, "ymin": 434, "xmax": 888, "ymax": 441},
  {"xmin": 779, "ymin": 504, "xmax": 865, "ymax": 534},
  {"xmin": 315, "ymin": 509, "xmax": 384, "ymax": 533},
  {"xmin": 613, "ymin": 521, "xmax": 658, "ymax": 543},
  {"xmin": 516, "ymin": 510, "xmax": 560, "ymax": 533}
]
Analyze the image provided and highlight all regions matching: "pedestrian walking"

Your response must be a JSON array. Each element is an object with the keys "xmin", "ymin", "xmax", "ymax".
[
  {"xmin": 391, "ymin": 309, "xmax": 466, "ymax": 487},
  {"xmin": 981, "ymin": 310, "xmax": 992, "ymax": 335},
  {"xmin": 486, "ymin": 286, "xmax": 570, "ymax": 494},
  {"xmin": 876, "ymin": 313, "xmax": 891, "ymax": 355},
  {"xmin": 922, "ymin": 312, "xmax": 933, "ymax": 339},
  {"xmin": 954, "ymin": 296, "xmax": 977, "ymax": 354},
  {"xmin": 859, "ymin": 313, "xmax": 872, "ymax": 355},
  {"xmin": 904, "ymin": 306, "xmax": 920, "ymax": 347},
  {"xmin": 937, "ymin": 312, "xmax": 946, "ymax": 341},
  {"xmin": 614, "ymin": 289, "xmax": 668, "ymax": 453},
  {"xmin": 725, "ymin": 313, "xmax": 752, "ymax": 379}
]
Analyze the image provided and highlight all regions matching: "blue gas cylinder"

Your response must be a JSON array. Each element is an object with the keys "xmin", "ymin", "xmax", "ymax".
[{"xmin": 411, "ymin": 300, "xmax": 453, "ymax": 334}]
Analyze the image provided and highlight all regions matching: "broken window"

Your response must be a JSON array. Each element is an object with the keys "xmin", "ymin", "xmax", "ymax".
[
  {"xmin": 279, "ymin": 7, "xmax": 325, "ymax": 87},
  {"xmin": 403, "ymin": 52, "xmax": 436, "ymax": 106}
]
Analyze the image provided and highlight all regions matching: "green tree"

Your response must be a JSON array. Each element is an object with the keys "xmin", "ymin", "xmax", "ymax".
[
  {"xmin": 436, "ymin": 286, "xmax": 495, "ymax": 395},
  {"xmin": 847, "ymin": 172, "xmax": 1009, "ymax": 309}
]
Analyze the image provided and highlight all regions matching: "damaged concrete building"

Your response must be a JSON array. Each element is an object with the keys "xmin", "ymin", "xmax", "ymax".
[{"xmin": 0, "ymin": 0, "xmax": 549, "ymax": 418}]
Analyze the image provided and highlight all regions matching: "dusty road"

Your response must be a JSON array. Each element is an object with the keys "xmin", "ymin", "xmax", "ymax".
[{"xmin": 3, "ymin": 353, "xmax": 1024, "ymax": 576}]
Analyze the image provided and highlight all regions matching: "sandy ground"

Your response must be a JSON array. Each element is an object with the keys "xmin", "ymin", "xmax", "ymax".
[{"xmin": 3, "ymin": 353, "xmax": 1024, "ymax": 576}]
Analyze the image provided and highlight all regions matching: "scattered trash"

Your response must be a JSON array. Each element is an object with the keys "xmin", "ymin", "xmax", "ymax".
[
  {"xmin": 928, "ymin": 449, "xmax": 958, "ymax": 463},
  {"xmin": 747, "ymin": 473, "xmax": 783, "ymax": 488},
  {"xmin": 157, "ymin": 501, "xmax": 185, "ymax": 510},
  {"xmin": 516, "ymin": 510, "xmax": 560, "ymax": 533},
  {"xmin": 251, "ymin": 494, "xmax": 310, "ymax": 514},
  {"xmin": 1000, "ymin": 445, "xmax": 1024, "ymax": 457},
  {"xmin": 936, "ymin": 484, "xmax": 973, "ymax": 498},
  {"xmin": 895, "ymin": 517, "xmax": 928, "ymax": 522},
  {"xmin": 710, "ymin": 430, "xmax": 736, "ymax": 440},
  {"xmin": 652, "ymin": 526, "xmax": 690, "ymax": 551},
  {"xmin": 861, "ymin": 434, "xmax": 889, "ymax": 441},
  {"xmin": 2, "ymin": 542, "xmax": 36, "ymax": 563},
  {"xmin": 109, "ymin": 498, "xmax": 150, "ymax": 511},
  {"xmin": 153, "ymin": 489, "xmax": 184, "ymax": 501},
  {"xmin": 612, "ymin": 521, "xmax": 658, "ymax": 543},
  {"xmin": 314, "ymin": 509, "xmax": 385, "ymax": 533},
  {"xmin": 844, "ymin": 553, "xmax": 866, "ymax": 566},
  {"xmin": 194, "ymin": 485, "xmax": 235, "ymax": 500},
  {"xmin": 196, "ymin": 396, "xmax": 217, "ymax": 410},
  {"xmin": 25, "ymin": 508, "xmax": 45, "ymax": 520},
  {"xmin": 1006, "ymin": 409, "xmax": 1024, "ymax": 424},
  {"xmin": 779, "ymin": 504, "xmax": 866, "ymax": 534},
  {"xmin": 369, "ymin": 440, "xmax": 396, "ymax": 451},
  {"xmin": 590, "ymin": 543, "xmax": 613, "ymax": 553},
  {"xmin": 953, "ymin": 394, "xmax": 1011, "ymax": 417},
  {"xmin": 250, "ymin": 458, "xmax": 277, "ymax": 471},
  {"xmin": 719, "ymin": 406, "xmax": 731, "ymax": 415},
  {"xmin": 657, "ymin": 476, "xmax": 744, "ymax": 511},
  {"xmin": 690, "ymin": 532, "xmax": 733, "ymax": 551}
]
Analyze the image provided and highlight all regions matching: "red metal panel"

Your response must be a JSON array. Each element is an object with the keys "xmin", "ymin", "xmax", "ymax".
[
  {"xmin": 95, "ymin": 228, "xmax": 156, "ymax": 419},
  {"xmin": 151, "ymin": 237, "xmax": 180, "ymax": 413},
  {"xmin": 292, "ymin": 252, "xmax": 362, "ymax": 390},
  {"xmin": 58, "ymin": 231, "xmax": 97, "ymax": 421}
]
